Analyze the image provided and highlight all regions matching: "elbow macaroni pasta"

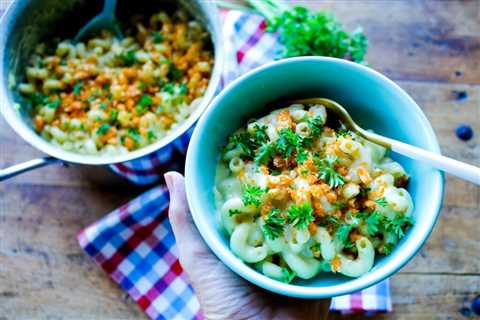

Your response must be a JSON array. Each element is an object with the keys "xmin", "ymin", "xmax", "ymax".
[
  {"xmin": 17, "ymin": 9, "xmax": 213, "ymax": 155},
  {"xmin": 216, "ymin": 103, "xmax": 414, "ymax": 283}
]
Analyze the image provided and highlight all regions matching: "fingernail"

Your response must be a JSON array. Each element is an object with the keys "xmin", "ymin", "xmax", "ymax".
[{"xmin": 164, "ymin": 173, "xmax": 174, "ymax": 192}]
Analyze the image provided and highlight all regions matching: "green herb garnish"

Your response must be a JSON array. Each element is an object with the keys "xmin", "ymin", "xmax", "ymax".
[
  {"xmin": 262, "ymin": 208, "xmax": 285, "ymax": 240},
  {"xmin": 308, "ymin": 116, "xmax": 325, "ymax": 137},
  {"xmin": 287, "ymin": 202, "xmax": 314, "ymax": 229},
  {"xmin": 241, "ymin": 184, "xmax": 267, "ymax": 207},
  {"xmin": 276, "ymin": 128, "xmax": 300, "ymax": 157},
  {"xmin": 242, "ymin": 1, "xmax": 367, "ymax": 63},
  {"xmin": 46, "ymin": 99, "xmax": 61, "ymax": 109},
  {"xmin": 336, "ymin": 128, "xmax": 352, "ymax": 138},
  {"xmin": 120, "ymin": 50, "xmax": 137, "ymax": 66},
  {"xmin": 109, "ymin": 109, "xmax": 118, "ymax": 123},
  {"xmin": 282, "ymin": 267, "xmax": 296, "ymax": 283},
  {"xmin": 315, "ymin": 155, "xmax": 345, "ymax": 188},
  {"xmin": 295, "ymin": 148, "xmax": 309, "ymax": 164},
  {"xmin": 385, "ymin": 214, "xmax": 414, "ymax": 238},
  {"xmin": 152, "ymin": 31, "xmax": 164, "ymax": 43},
  {"xmin": 255, "ymin": 143, "xmax": 276, "ymax": 165},
  {"xmin": 147, "ymin": 130, "xmax": 156, "ymax": 142},
  {"xmin": 335, "ymin": 224, "xmax": 353, "ymax": 245},
  {"xmin": 179, "ymin": 83, "xmax": 188, "ymax": 95},
  {"xmin": 97, "ymin": 124, "xmax": 111, "ymax": 136},
  {"xmin": 253, "ymin": 124, "xmax": 269, "ymax": 143},
  {"xmin": 331, "ymin": 202, "xmax": 346, "ymax": 210},
  {"xmin": 73, "ymin": 81, "xmax": 83, "ymax": 97},
  {"xmin": 375, "ymin": 197, "xmax": 388, "ymax": 207},
  {"xmin": 127, "ymin": 128, "xmax": 142, "ymax": 145},
  {"xmin": 228, "ymin": 209, "xmax": 241, "ymax": 216},
  {"xmin": 136, "ymin": 94, "xmax": 153, "ymax": 114},
  {"xmin": 364, "ymin": 211, "xmax": 383, "ymax": 236},
  {"xmin": 168, "ymin": 64, "xmax": 184, "ymax": 81}
]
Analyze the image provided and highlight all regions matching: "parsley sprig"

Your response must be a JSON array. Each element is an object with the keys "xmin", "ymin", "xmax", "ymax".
[
  {"xmin": 240, "ymin": 1, "xmax": 368, "ymax": 63},
  {"xmin": 287, "ymin": 203, "xmax": 314, "ymax": 229},
  {"xmin": 374, "ymin": 197, "xmax": 388, "ymax": 207},
  {"xmin": 308, "ymin": 116, "xmax": 325, "ymax": 137},
  {"xmin": 262, "ymin": 208, "xmax": 285, "ymax": 240},
  {"xmin": 282, "ymin": 267, "xmax": 296, "ymax": 283},
  {"xmin": 386, "ymin": 214, "xmax": 414, "ymax": 238},
  {"xmin": 275, "ymin": 128, "xmax": 311, "ymax": 164},
  {"xmin": 225, "ymin": 125, "xmax": 270, "ymax": 159},
  {"xmin": 241, "ymin": 184, "xmax": 267, "ymax": 207},
  {"xmin": 314, "ymin": 155, "xmax": 345, "ymax": 188}
]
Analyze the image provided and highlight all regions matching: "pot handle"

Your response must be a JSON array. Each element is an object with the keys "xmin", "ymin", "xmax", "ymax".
[{"xmin": 0, "ymin": 156, "xmax": 64, "ymax": 181}]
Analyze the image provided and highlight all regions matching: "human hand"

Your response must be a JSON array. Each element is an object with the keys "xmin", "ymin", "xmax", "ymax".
[{"xmin": 164, "ymin": 172, "xmax": 331, "ymax": 320}]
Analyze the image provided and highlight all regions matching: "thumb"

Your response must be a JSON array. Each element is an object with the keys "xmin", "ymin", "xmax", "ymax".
[{"xmin": 164, "ymin": 171, "xmax": 211, "ymax": 269}]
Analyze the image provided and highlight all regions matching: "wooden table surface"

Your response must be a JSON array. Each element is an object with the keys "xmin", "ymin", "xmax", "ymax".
[{"xmin": 1, "ymin": 0, "xmax": 479, "ymax": 319}]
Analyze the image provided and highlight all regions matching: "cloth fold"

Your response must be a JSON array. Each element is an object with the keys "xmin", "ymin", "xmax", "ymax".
[{"xmin": 79, "ymin": 10, "xmax": 392, "ymax": 320}]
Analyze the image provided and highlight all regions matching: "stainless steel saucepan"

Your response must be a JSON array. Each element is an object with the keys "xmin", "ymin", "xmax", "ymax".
[{"xmin": 0, "ymin": 0, "xmax": 223, "ymax": 181}]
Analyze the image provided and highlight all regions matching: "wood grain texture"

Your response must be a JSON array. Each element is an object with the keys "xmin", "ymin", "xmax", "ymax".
[{"xmin": 0, "ymin": 0, "xmax": 479, "ymax": 319}]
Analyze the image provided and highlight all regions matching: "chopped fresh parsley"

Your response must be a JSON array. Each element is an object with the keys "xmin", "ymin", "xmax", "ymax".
[
  {"xmin": 228, "ymin": 209, "xmax": 241, "ymax": 216},
  {"xmin": 73, "ymin": 81, "xmax": 83, "ymax": 96},
  {"xmin": 385, "ymin": 214, "xmax": 414, "ymax": 238},
  {"xmin": 255, "ymin": 143, "xmax": 276, "ymax": 165},
  {"xmin": 308, "ymin": 116, "xmax": 324, "ymax": 136},
  {"xmin": 179, "ymin": 83, "xmax": 188, "ymax": 95},
  {"xmin": 295, "ymin": 148, "xmax": 309, "ymax": 164},
  {"xmin": 147, "ymin": 130, "xmax": 156, "ymax": 142},
  {"xmin": 375, "ymin": 197, "xmax": 388, "ymax": 207},
  {"xmin": 225, "ymin": 124, "xmax": 271, "ymax": 162},
  {"xmin": 127, "ymin": 128, "xmax": 142, "ymax": 145},
  {"xmin": 168, "ymin": 63, "xmax": 184, "ymax": 81},
  {"xmin": 227, "ymin": 132, "xmax": 257, "ymax": 158},
  {"xmin": 253, "ymin": 124, "xmax": 269, "ymax": 143},
  {"xmin": 109, "ymin": 109, "xmax": 118, "ymax": 123},
  {"xmin": 382, "ymin": 242, "xmax": 395, "ymax": 255},
  {"xmin": 315, "ymin": 155, "xmax": 345, "ymax": 188},
  {"xmin": 335, "ymin": 224, "xmax": 352, "ymax": 244},
  {"xmin": 311, "ymin": 243, "xmax": 321, "ymax": 257},
  {"xmin": 136, "ymin": 94, "xmax": 153, "ymax": 114},
  {"xmin": 324, "ymin": 215, "xmax": 341, "ymax": 226},
  {"xmin": 28, "ymin": 92, "xmax": 49, "ymax": 106},
  {"xmin": 262, "ymin": 208, "xmax": 285, "ymax": 240},
  {"xmin": 97, "ymin": 124, "xmax": 111, "ymax": 136},
  {"xmin": 152, "ymin": 31, "xmax": 164, "ymax": 43},
  {"xmin": 276, "ymin": 128, "xmax": 300, "ymax": 157},
  {"xmin": 137, "ymin": 82, "xmax": 146, "ymax": 90},
  {"xmin": 120, "ymin": 50, "xmax": 137, "ymax": 66},
  {"xmin": 287, "ymin": 202, "xmax": 314, "ymax": 229},
  {"xmin": 282, "ymin": 267, "xmax": 296, "ymax": 283},
  {"xmin": 163, "ymin": 83, "xmax": 175, "ymax": 94},
  {"xmin": 46, "ymin": 99, "xmax": 61, "ymax": 109},
  {"xmin": 138, "ymin": 94, "xmax": 153, "ymax": 107},
  {"xmin": 336, "ymin": 129, "xmax": 352, "ymax": 138},
  {"xmin": 331, "ymin": 202, "xmax": 346, "ymax": 210},
  {"xmin": 364, "ymin": 211, "xmax": 383, "ymax": 236},
  {"xmin": 241, "ymin": 184, "xmax": 267, "ymax": 207},
  {"xmin": 99, "ymin": 102, "xmax": 108, "ymax": 110}
]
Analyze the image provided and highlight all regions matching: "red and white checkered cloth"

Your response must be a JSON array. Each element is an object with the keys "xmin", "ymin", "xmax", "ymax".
[{"xmin": 78, "ymin": 10, "xmax": 392, "ymax": 320}]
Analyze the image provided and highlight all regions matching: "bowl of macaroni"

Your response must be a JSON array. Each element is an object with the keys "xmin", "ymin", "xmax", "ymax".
[
  {"xmin": 185, "ymin": 57, "xmax": 444, "ymax": 298},
  {"xmin": 0, "ymin": 0, "xmax": 222, "ymax": 167}
]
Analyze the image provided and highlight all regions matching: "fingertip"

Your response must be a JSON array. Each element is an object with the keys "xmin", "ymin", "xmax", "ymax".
[{"xmin": 164, "ymin": 171, "xmax": 189, "ymax": 233}]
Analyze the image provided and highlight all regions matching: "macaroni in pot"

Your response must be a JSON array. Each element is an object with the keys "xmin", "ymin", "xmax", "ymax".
[
  {"xmin": 215, "ymin": 103, "xmax": 414, "ymax": 283},
  {"xmin": 17, "ymin": 9, "xmax": 213, "ymax": 155}
]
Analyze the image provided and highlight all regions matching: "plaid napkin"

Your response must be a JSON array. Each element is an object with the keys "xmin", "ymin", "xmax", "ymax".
[{"xmin": 78, "ymin": 10, "xmax": 392, "ymax": 320}]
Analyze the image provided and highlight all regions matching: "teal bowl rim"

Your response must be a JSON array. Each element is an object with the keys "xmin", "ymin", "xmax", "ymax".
[{"xmin": 185, "ymin": 56, "xmax": 444, "ymax": 298}]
